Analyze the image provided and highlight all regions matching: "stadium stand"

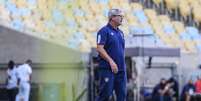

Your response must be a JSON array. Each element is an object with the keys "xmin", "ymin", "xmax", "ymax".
[{"xmin": 0, "ymin": 0, "xmax": 201, "ymax": 53}]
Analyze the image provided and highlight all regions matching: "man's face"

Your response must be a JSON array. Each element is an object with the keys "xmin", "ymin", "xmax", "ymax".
[
  {"xmin": 189, "ymin": 80, "xmax": 193, "ymax": 84},
  {"xmin": 161, "ymin": 79, "xmax": 166, "ymax": 84},
  {"xmin": 111, "ymin": 15, "xmax": 124, "ymax": 26}
]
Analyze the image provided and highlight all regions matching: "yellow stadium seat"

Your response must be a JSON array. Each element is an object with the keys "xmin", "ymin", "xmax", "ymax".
[
  {"xmin": 126, "ymin": 14, "xmax": 138, "ymax": 24},
  {"xmin": 46, "ymin": 0, "xmax": 56, "ymax": 9},
  {"xmin": 159, "ymin": 15, "xmax": 170, "ymax": 22},
  {"xmin": 153, "ymin": 0, "xmax": 162, "ymax": 6},
  {"xmin": 170, "ymin": 34, "xmax": 182, "ymax": 47},
  {"xmin": 178, "ymin": 0, "xmax": 191, "ymax": 18},
  {"xmin": 192, "ymin": 5, "xmax": 201, "ymax": 23},
  {"xmin": 0, "ymin": 5, "xmax": 11, "ymax": 22},
  {"xmin": 16, "ymin": 0, "xmax": 27, "ymax": 8},
  {"xmin": 108, "ymin": 0, "xmax": 120, "ymax": 9},
  {"xmin": 23, "ymin": 16, "xmax": 36, "ymax": 30},
  {"xmin": 183, "ymin": 40, "xmax": 196, "ymax": 53},
  {"xmin": 120, "ymin": 2, "xmax": 131, "ymax": 12},
  {"xmin": 144, "ymin": 9, "xmax": 158, "ymax": 20},
  {"xmin": 159, "ymin": 15, "xmax": 172, "ymax": 27},
  {"xmin": 35, "ymin": 20, "xmax": 45, "ymax": 33},
  {"xmin": 165, "ymin": 0, "xmax": 178, "ymax": 10},
  {"xmin": 159, "ymin": 35, "xmax": 172, "ymax": 46},
  {"xmin": 79, "ymin": 40, "xmax": 91, "ymax": 53},
  {"xmin": 130, "ymin": 3, "xmax": 143, "ymax": 11},
  {"xmin": 172, "ymin": 21, "xmax": 185, "ymax": 34}
]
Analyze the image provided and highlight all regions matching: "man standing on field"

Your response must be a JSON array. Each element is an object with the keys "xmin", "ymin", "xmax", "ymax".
[{"xmin": 96, "ymin": 8, "xmax": 127, "ymax": 101}]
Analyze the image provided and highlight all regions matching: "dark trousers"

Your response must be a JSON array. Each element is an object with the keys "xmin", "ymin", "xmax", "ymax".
[
  {"xmin": 7, "ymin": 88, "xmax": 18, "ymax": 101},
  {"xmin": 96, "ymin": 69, "xmax": 127, "ymax": 101}
]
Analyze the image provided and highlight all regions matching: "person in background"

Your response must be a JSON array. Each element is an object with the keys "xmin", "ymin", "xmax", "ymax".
[
  {"xmin": 6, "ymin": 60, "xmax": 18, "ymax": 101},
  {"xmin": 167, "ymin": 77, "xmax": 179, "ymax": 101},
  {"xmin": 195, "ymin": 75, "xmax": 201, "ymax": 94},
  {"xmin": 16, "ymin": 60, "xmax": 32, "ymax": 101},
  {"xmin": 180, "ymin": 79, "xmax": 195, "ymax": 101},
  {"xmin": 152, "ymin": 78, "xmax": 173, "ymax": 101}
]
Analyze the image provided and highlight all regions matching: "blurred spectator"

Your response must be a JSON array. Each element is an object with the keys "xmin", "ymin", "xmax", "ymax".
[
  {"xmin": 180, "ymin": 79, "xmax": 195, "ymax": 101},
  {"xmin": 152, "ymin": 78, "xmax": 172, "ymax": 101},
  {"xmin": 195, "ymin": 75, "xmax": 201, "ymax": 93},
  {"xmin": 16, "ymin": 60, "xmax": 32, "ymax": 101},
  {"xmin": 6, "ymin": 60, "xmax": 18, "ymax": 101},
  {"xmin": 167, "ymin": 77, "xmax": 179, "ymax": 101}
]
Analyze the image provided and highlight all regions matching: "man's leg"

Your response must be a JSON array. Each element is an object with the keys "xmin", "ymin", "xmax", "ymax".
[
  {"xmin": 7, "ymin": 89, "xmax": 12, "ymax": 101},
  {"xmin": 96, "ymin": 69, "xmax": 114, "ymax": 101},
  {"xmin": 114, "ymin": 71, "xmax": 127, "ymax": 101},
  {"xmin": 23, "ymin": 83, "xmax": 30, "ymax": 101},
  {"xmin": 16, "ymin": 86, "xmax": 23, "ymax": 101}
]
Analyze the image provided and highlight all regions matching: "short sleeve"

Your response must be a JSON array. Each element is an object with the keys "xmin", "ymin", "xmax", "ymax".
[
  {"xmin": 97, "ymin": 29, "xmax": 107, "ymax": 45},
  {"xmin": 28, "ymin": 66, "xmax": 32, "ymax": 74}
]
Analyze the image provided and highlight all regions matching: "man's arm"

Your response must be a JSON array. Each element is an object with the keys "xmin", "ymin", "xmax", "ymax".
[
  {"xmin": 97, "ymin": 45, "xmax": 118, "ymax": 73},
  {"xmin": 5, "ymin": 76, "xmax": 10, "ymax": 86},
  {"xmin": 17, "ymin": 78, "xmax": 20, "ymax": 86}
]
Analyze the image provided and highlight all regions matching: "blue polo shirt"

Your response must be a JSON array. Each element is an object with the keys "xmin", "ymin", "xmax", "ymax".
[{"xmin": 97, "ymin": 23, "xmax": 126, "ymax": 71}]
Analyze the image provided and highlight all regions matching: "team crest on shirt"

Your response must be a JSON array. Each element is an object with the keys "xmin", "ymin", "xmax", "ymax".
[
  {"xmin": 110, "ymin": 32, "xmax": 114, "ymax": 36},
  {"xmin": 104, "ymin": 77, "xmax": 109, "ymax": 82}
]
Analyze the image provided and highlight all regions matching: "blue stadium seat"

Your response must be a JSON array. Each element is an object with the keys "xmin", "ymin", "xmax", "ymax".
[
  {"xmin": 143, "ymin": 36, "xmax": 156, "ymax": 47},
  {"xmin": 11, "ymin": 19, "xmax": 23, "ymax": 30},
  {"xmin": 58, "ymin": 0, "xmax": 70, "ymax": 4},
  {"xmin": 52, "ymin": 9, "xmax": 64, "ymax": 24},
  {"xmin": 186, "ymin": 27, "xmax": 201, "ymax": 40},
  {"xmin": 133, "ymin": 10, "xmax": 148, "ymax": 23},
  {"xmin": 73, "ymin": 8, "xmax": 85, "ymax": 17},
  {"xmin": 163, "ymin": 24, "xmax": 175, "ymax": 34},
  {"xmin": 129, "ymin": 25, "xmax": 143, "ymax": 35},
  {"xmin": 27, "ymin": 0, "xmax": 37, "ymax": 5},
  {"xmin": 103, "ymin": 8, "xmax": 109, "ymax": 17},
  {"xmin": 67, "ymin": 37, "xmax": 80, "ymax": 49},
  {"xmin": 5, "ymin": 1, "xmax": 19, "ymax": 16},
  {"xmin": 96, "ymin": 0, "xmax": 109, "ymax": 4},
  {"xmin": 74, "ymin": 32, "xmax": 85, "ymax": 42},
  {"xmin": 66, "ymin": 19, "xmax": 76, "ymax": 28},
  {"xmin": 142, "ymin": 25, "xmax": 154, "ymax": 34},
  {"xmin": 154, "ymin": 35, "xmax": 166, "ymax": 47},
  {"xmin": 44, "ymin": 21, "xmax": 55, "ymax": 29},
  {"xmin": 180, "ymin": 32, "xmax": 192, "ymax": 40},
  {"xmin": 19, "ymin": 8, "xmax": 31, "ymax": 16}
]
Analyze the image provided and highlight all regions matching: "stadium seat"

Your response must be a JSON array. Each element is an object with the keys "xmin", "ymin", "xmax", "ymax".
[
  {"xmin": 186, "ymin": 27, "xmax": 201, "ymax": 40},
  {"xmin": 178, "ymin": 0, "xmax": 191, "ymax": 18},
  {"xmin": 164, "ymin": 0, "xmax": 178, "ymax": 11},
  {"xmin": 180, "ymin": 32, "xmax": 192, "ymax": 40},
  {"xmin": 134, "ymin": 10, "xmax": 148, "ymax": 23},
  {"xmin": 153, "ymin": 0, "xmax": 162, "ymax": 6},
  {"xmin": 183, "ymin": 40, "xmax": 197, "ymax": 53},
  {"xmin": 172, "ymin": 21, "xmax": 185, "ymax": 34}
]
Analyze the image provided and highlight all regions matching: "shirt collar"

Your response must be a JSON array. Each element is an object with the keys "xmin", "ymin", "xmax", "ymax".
[{"xmin": 107, "ymin": 23, "xmax": 120, "ymax": 31}]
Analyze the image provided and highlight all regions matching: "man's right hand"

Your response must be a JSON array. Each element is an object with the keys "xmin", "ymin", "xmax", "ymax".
[{"xmin": 109, "ymin": 60, "xmax": 118, "ymax": 74}]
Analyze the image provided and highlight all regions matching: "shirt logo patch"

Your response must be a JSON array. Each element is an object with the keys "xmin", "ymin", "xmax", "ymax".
[{"xmin": 104, "ymin": 77, "xmax": 109, "ymax": 82}]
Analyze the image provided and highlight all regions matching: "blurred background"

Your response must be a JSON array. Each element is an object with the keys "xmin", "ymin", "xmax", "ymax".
[{"xmin": 0, "ymin": 0, "xmax": 201, "ymax": 101}]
